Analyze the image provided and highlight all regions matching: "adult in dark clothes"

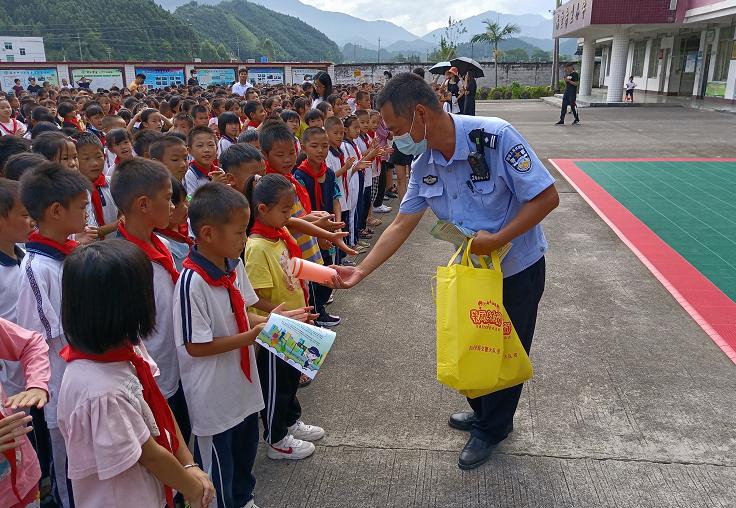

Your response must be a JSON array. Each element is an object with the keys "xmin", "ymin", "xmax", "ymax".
[
  {"xmin": 462, "ymin": 71, "xmax": 477, "ymax": 116},
  {"xmin": 556, "ymin": 63, "xmax": 580, "ymax": 125}
]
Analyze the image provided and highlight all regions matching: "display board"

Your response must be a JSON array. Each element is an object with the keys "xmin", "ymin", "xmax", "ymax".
[
  {"xmin": 291, "ymin": 67, "xmax": 319, "ymax": 84},
  {"xmin": 134, "ymin": 67, "xmax": 185, "ymax": 89},
  {"xmin": 196, "ymin": 68, "xmax": 236, "ymax": 86},
  {"xmin": 249, "ymin": 67, "xmax": 284, "ymax": 85},
  {"xmin": 0, "ymin": 68, "xmax": 58, "ymax": 91},
  {"xmin": 70, "ymin": 68, "xmax": 124, "ymax": 90}
]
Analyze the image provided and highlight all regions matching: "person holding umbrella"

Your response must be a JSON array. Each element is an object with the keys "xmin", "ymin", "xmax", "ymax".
[
  {"xmin": 443, "ymin": 67, "xmax": 462, "ymax": 113},
  {"xmin": 462, "ymin": 70, "xmax": 477, "ymax": 116}
]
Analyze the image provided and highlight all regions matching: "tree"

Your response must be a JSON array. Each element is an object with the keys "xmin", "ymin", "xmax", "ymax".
[
  {"xmin": 215, "ymin": 42, "xmax": 230, "ymax": 61},
  {"xmin": 531, "ymin": 48, "xmax": 551, "ymax": 62},
  {"xmin": 260, "ymin": 38, "xmax": 275, "ymax": 61},
  {"xmin": 428, "ymin": 35, "xmax": 457, "ymax": 61},
  {"xmin": 501, "ymin": 48, "xmax": 529, "ymax": 62},
  {"xmin": 470, "ymin": 19, "xmax": 521, "ymax": 87},
  {"xmin": 199, "ymin": 40, "xmax": 219, "ymax": 61}
]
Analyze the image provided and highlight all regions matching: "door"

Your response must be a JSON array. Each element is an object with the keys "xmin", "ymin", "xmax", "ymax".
[
  {"xmin": 698, "ymin": 44, "xmax": 712, "ymax": 99},
  {"xmin": 678, "ymin": 36, "xmax": 700, "ymax": 96}
]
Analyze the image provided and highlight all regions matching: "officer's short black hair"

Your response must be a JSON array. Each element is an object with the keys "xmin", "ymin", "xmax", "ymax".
[{"xmin": 376, "ymin": 72, "xmax": 441, "ymax": 119}]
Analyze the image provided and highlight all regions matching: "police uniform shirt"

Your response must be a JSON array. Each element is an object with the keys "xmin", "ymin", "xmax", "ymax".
[{"xmin": 400, "ymin": 114, "xmax": 555, "ymax": 277}]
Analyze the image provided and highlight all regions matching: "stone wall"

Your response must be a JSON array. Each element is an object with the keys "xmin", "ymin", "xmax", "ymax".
[{"xmin": 333, "ymin": 62, "xmax": 567, "ymax": 88}]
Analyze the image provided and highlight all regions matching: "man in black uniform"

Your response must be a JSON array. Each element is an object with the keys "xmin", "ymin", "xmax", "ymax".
[{"xmin": 556, "ymin": 63, "xmax": 579, "ymax": 125}]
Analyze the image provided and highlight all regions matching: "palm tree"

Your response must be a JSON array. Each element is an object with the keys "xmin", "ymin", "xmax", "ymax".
[{"xmin": 471, "ymin": 20, "xmax": 521, "ymax": 87}]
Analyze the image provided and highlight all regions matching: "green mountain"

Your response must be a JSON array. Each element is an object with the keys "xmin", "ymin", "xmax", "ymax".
[
  {"xmin": 174, "ymin": 0, "xmax": 342, "ymax": 63},
  {"xmin": 0, "ymin": 0, "xmax": 201, "ymax": 61}
]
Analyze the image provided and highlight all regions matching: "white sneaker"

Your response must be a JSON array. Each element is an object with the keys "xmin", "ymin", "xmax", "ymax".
[
  {"xmin": 372, "ymin": 204, "xmax": 392, "ymax": 213},
  {"xmin": 288, "ymin": 420, "xmax": 325, "ymax": 441},
  {"xmin": 267, "ymin": 434, "xmax": 315, "ymax": 460},
  {"xmin": 243, "ymin": 500, "xmax": 260, "ymax": 508}
]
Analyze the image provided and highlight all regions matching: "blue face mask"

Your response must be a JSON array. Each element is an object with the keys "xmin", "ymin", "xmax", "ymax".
[{"xmin": 393, "ymin": 109, "xmax": 427, "ymax": 157}]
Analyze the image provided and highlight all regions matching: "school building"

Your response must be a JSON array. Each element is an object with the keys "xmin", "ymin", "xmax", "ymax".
[
  {"xmin": 553, "ymin": 0, "xmax": 736, "ymax": 103},
  {"xmin": 0, "ymin": 60, "xmax": 331, "ymax": 92}
]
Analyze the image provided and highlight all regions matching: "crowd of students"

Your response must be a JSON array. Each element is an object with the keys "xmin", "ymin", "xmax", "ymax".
[{"xmin": 0, "ymin": 68, "xmax": 429, "ymax": 508}]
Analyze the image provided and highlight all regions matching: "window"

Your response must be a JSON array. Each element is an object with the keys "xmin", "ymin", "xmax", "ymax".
[
  {"xmin": 19, "ymin": 48, "xmax": 25, "ymax": 56},
  {"xmin": 713, "ymin": 27, "xmax": 734, "ymax": 81},
  {"xmin": 648, "ymin": 38, "xmax": 661, "ymax": 77},
  {"xmin": 3, "ymin": 42, "xmax": 11, "ymax": 50},
  {"xmin": 632, "ymin": 41, "xmax": 647, "ymax": 77},
  {"xmin": 6, "ymin": 55, "xmax": 13, "ymax": 62}
]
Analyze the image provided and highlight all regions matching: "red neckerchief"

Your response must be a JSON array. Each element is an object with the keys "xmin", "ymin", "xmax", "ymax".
[
  {"xmin": 60, "ymin": 344, "xmax": 179, "ymax": 508},
  {"xmin": 247, "ymin": 120, "xmax": 260, "ymax": 129},
  {"xmin": 0, "ymin": 118, "xmax": 20, "ymax": 136},
  {"xmin": 90, "ymin": 173, "xmax": 108, "ymax": 226},
  {"xmin": 264, "ymin": 162, "xmax": 312, "ymax": 214},
  {"xmin": 0, "ymin": 413, "xmax": 22, "ymax": 501},
  {"xmin": 297, "ymin": 159, "xmax": 327, "ymax": 210},
  {"xmin": 114, "ymin": 155, "xmax": 121, "ymax": 165},
  {"xmin": 26, "ymin": 231, "xmax": 78, "ymax": 257},
  {"xmin": 65, "ymin": 118, "xmax": 82, "ymax": 131},
  {"xmin": 111, "ymin": 104, "xmax": 121, "ymax": 114},
  {"xmin": 182, "ymin": 254, "xmax": 251, "ymax": 381},
  {"xmin": 249, "ymin": 219, "xmax": 308, "ymax": 302},
  {"xmin": 190, "ymin": 160, "xmax": 216, "ymax": 179},
  {"xmin": 155, "ymin": 227, "xmax": 194, "ymax": 247},
  {"xmin": 329, "ymin": 146, "xmax": 348, "ymax": 200},
  {"xmin": 88, "ymin": 126, "xmax": 106, "ymax": 146},
  {"xmin": 117, "ymin": 223, "xmax": 179, "ymax": 283}
]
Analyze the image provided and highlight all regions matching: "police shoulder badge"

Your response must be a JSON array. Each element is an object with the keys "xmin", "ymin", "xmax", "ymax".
[
  {"xmin": 505, "ymin": 144, "xmax": 532, "ymax": 173},
  {"xmin": 422, "ymin": 175, "xmax": 438, "ymax": 185}
]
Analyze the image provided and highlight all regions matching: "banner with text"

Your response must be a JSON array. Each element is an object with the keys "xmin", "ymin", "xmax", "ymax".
[
  {"xmin": 291, "ymin": 68, "xmax": 319, "ymax": 84},
  {"xmin": 250, "ymin": 67, "xmax": 284, "ymax": 85},
  {"xmin": 0, "ymin": 68, "xmax": 59, "ymax": 91},
  {"xmin": 71, "ymin": 68, "xmax": 124, "ymax": 90},
  {"xmin": 196, "ymin": 68, "xmax": 236, "ymax": 86},
  {"xmin": 135, "ymin": 67, "xmax": 185, "ymax": 89}
]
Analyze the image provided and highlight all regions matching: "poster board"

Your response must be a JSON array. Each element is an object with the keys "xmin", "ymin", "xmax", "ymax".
[
  {"xmin": 70, "ymin": 68, "xmax": 124, "ymax": 90},
  {"xmin": 134, "ymin": 67, "xmax": 185, "ymax": 89},
  {"xmin": 0, "ymin": 68, "xmax": 58, "ymax": 91},
  {"xmin": 291, "ymin": 67, "xmax": 319, "ymax": 84},
  {"xmin": 705, "ymin": 81, "xmax": 726, "ymax": 98},
  {"xmin": 249, "ymin": 67, "xmax": 284, "ymax": 85},
  {"xmin": 196, "ymin": 68, "xmax": 236, "ymax": 86}
]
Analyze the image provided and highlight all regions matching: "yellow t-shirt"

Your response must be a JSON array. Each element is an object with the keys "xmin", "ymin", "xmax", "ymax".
[
  {"xmin": 297, "ymin": 119, "xmax": 308, "ymax": 140},
  {"xmin": 245, "ymin": 236, "xmax": 307, "ymax": 316}
]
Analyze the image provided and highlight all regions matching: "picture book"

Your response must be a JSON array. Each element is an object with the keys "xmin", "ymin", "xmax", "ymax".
[
  {"xmin": 256, "ymin": 314, "xmax": 336, "ymax": 379},
  {"xmin": 431, "ymin": 220, "xmax": 512, "ymax": 267}
]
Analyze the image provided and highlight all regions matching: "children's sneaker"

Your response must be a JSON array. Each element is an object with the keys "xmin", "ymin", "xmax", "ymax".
[
  {"xmin": 267, "ymin": 434, "xmax": 315, "ymax": 460},
  {"xmin": 373, "ymin": 204, "xmax": 392, "ymax": 213},
  {"xmin": 243, "ymin": 500, "xmax": 260, "ymax": 508},
  {"xmin": 315, "ymin": 313, "xmax": 341, "ymax": 327},
  {"xmin": 288, "ymin": 420, "xmax": 325, "ymax": 441},
  {"xmin": 326, "ymin": 292, "xmax": 334, "ymax": 304}
]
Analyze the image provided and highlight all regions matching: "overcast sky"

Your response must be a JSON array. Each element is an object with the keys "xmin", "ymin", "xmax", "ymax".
[{"xmin": 300, "ymin": 0, "xmax": 553, "ymax": 35}]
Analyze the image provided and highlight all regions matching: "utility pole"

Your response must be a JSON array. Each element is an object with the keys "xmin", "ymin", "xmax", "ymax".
[
  {"xmin": 77, "ymin": 33, "xmax": 83, "ymax": 61},
  {"xmin": 377, "ymin": 37, "xmax": 381, "ymax": 64},
  {"xmin": 551, "ymin": 0, "xmax": 561, "ymax": 91},
  {"xmin": 471, "ymin": 42, "xmax": 474, "ymax": 59},
  {"xmin": 236, "ymin": 39, "xmax": 240, "ymax": 61},
  {"xmin": 106, "ymin": 48, "xmax": 112, "ymax": 61}
]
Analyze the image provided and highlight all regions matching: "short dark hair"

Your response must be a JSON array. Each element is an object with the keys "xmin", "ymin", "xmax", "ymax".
[
  {"xmin": 304, "ymin": 109, "xmax": 324, "ymax": 124},
  {"xmin": 190, "ymin": 104, "xmax": 208, "ymax": 118},
  {"xmin": 412, "ymin": 67, "xmax": 426, "ymax": 78},
  {"xmin": 30, "ymin": 106, "xmax": 55, "ymax": 124},
  {"xmin": 19, "ymin": 162, "xmax": 90, "ymax": 221},
  {"xmin": 0, "ymin": 136, "xmax": 31, "ymax": 169},
  {"xmin": 238, "ymin": 68, "xmax": 248, "ymax": 75},
  {"xmin": 149, "ymin": 135, "xmax": 186, "ymax": 160},
  {"xmin": 259, "ymin": 123, "xmax": 296, "ymax": 153},
  {"xmin": 107, "ymin": 128, "xmax": 132, "ymax": 148},
  {"xmin": 244, "ymin": 173, "xmax": 294, "ymax": 232},
  {"xmin": 0, "ymin": 178, "xmax": 19, "ymax": 218},
  {"xmin": 172, "ymin": 112, "xmax": 194, "ymax": 127},
  {"xmin": 170, "ymin": 175, "xmax": 186, "ymax": 206},
  {"xmin": 187, "ymin": 126, "xmax": 216, "ymax": 147},
  {"xmin": 30, "ymin": 121, "xmax": 59, "ymax": 139},
  {"xmin": 57, "ymin": 101, "xmax": 76, "ymax": 118},
  {"xmin": 136, "ymin": 73, "xmax": 146, "ymax": 79},
  {"xmin": 189, "ymin": 182, "xmax": 249, "ymax": 236},
  {"xmin": 302, "ymin": 126, "xmax": 326, "ymax": 144},
  {"xmin": 3, "ymin": 152, "xmax": 46, "ymax": 180},
  {"xmin": 110, "ymin": 157, "xmax": 170, "ymax": 213},
  {"xmin": 293, "ymin": 97, "xmax": 308, "ymax": 113},
  {"xmin": 31, "ymin": 131, "xmax": 72, "ymax": 162},
  {"xmin": 244, "ymin": 100, "xmax": 262, "ymax": 118},
  {"xmin": 62, "ymin": 240, "xmax": 156, "ymax": 354},
  {"xmin": 280, "ymin": 109, "xmax": 300, "ymax": 123},
  {"xmin": 237, "ymin": 129, "xmax": 259, "ymax": 144},
  {"xmin": 132, "ymin": 130, "xmax": 163, "ymax": 158},
  {"xmin": 218, "ymin": 112, "xmax": 241, "ymax": 136},
  {"xmin": 220, "ymin": 143, "xmax": 263, "ymax": 172},
  {"xmin": 72, "ymin": 131, "xmax": 103, "ymax": 152},
  {"xmin": 354, "ymin": 109, "xmax": 369, "ymax": 118},
  {"xmin": 324, "ymin": 116, "xmax": 343, "ymax": 130},
  {"xmin": 355, "ymin": 90, "xmax": 370, "ymax": 102},
  {"xmin": 376, "ymin": 72, "xmax": 441, "ymax": 118},
  {"xmin": 84, "ymin": 104, "xmax": 104, "ymax": 119}
]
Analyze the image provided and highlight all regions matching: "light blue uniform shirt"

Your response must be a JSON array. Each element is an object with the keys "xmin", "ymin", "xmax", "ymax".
[{"xmin": 400, "ymin": 114, "xmax": 555, "ymax": 277}]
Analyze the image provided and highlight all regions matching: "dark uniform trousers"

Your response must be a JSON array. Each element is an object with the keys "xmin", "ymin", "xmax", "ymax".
[{"xmin": 468, "ymin": 256, "xmax": 546, "ymax": 442}]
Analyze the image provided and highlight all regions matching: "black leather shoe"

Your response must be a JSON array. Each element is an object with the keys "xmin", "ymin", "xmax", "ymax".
[
  {"xmin": 458, "ymin": 436, "xmax": 497, "ymax": 470},
  {"xmin": 448, "ymin": 411, "xmax": 478, "ymax": 431}
]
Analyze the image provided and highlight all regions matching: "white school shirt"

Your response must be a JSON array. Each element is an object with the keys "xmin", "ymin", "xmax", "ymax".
[
  {"xmin": 173, "ymin": 251, "xmax": 263, "ymax": 437},
  {"xmin": 327, "ymin": 149, "xmax": 348, "ymax": 211},
  {"xmin": 16, "ymin": 244, "xmax": 66, "ymax": 427},
  {"xmin": 85, "ymin": 184, "xmax": 118, "ymax": 239},
  {"xmin": 355, "ymin": 135, "xmax": 372, "ymax": 183},
  {"xmin": 341, "ymin": 140, "xmax": 362, "ymax": 213},
  {"xmin": 104, "ymin": 147, "xmax": 116, "ymax": 173},
  {"xmin": 0, "ymin": 118, "xmax": 27, "ymax": 137},
  {"xmin": 184, "ymin": 165, "xmax": 210, "ymax": 197},
  {"xmin": 0, "ymin": 246, "xmax": 26, "ymax": 396},
  {"xmin": 218, "ymin": 136, "xmax": 234, "ymax": 158}
]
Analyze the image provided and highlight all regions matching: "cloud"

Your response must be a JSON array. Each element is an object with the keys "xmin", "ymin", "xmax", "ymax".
[{"xmin": 301, "ymin": 0, "xmax": 552, "ymax": 35}]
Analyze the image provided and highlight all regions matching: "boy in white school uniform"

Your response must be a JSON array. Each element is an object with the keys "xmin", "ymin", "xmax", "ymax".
[
  {"xmin": 174, "ymin": 183, "xmax": 267, "ymax": 508},
  {"xmin": 17, "ymin": 162, "xmax": 91, "ymax": 508}
]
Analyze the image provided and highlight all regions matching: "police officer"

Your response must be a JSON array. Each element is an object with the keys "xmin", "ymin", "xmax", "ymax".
[
  {"xmin": 331, "ymin": 73, "xmax": 559, "ymax": 470},
  {"xmin": 556, "ymin": 62, "xmax": 580, "ymax": 125}
]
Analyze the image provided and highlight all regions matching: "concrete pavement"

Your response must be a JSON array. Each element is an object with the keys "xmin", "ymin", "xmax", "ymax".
[{"xmin": 252, "ymin": 102, "xmax": 736, "ymax": 507}]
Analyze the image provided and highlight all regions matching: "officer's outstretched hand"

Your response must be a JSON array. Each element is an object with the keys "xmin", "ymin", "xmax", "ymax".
[{"xmin": 329, "ymin": 265, "xmax": 365, "ymax": 289}]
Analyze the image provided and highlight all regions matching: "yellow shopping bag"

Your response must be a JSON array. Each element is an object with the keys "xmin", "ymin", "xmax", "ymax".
[
  {"xmin": 435, "ymin": 239, "xmax": 505, "ymax": 390},
  {"xmin": 460, "ymin": 305, "xmax": 533, "ymax": 399}
]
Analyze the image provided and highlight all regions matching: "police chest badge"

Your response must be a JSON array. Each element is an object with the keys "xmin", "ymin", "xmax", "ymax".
[
  {"xmin": 422, "ymin": 175, "xmax": 438, "ymax": 185},
  {"xmin": 505, "ymin": 144, "xmax": 532, "ymax": 173}
]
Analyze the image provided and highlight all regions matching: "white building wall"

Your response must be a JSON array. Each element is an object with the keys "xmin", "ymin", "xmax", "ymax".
[
  {"xmin": 726, "ymin": 31, "xmax": 736, "ymax": 100},
  {"xmin": 0, "ymin": 37, "xmax": 46, "ymax": 62}
]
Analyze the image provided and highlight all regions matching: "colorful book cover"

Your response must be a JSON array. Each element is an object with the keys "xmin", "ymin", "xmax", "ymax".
[{"xmin": 255, "ymin": 314, "xmax": 336, "ymax": 379}]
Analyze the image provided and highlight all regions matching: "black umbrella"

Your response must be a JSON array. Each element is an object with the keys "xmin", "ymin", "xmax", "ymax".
[
  {"xmin": 429, "ymin": 61, "xmax": 452, "ymax": 75},
  {"xmin": 449, "ymin": 57, "xmax": 485, "ymax": 78}
]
